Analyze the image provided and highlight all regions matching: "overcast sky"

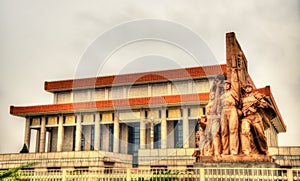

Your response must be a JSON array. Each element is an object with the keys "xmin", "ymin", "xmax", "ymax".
[{"xmin": 0, "ymin": 0, "xmax": 299, "ymax": 153}]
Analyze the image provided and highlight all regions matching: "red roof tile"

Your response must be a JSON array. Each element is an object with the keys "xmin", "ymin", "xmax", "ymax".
[
  {"xmin": 10, "ymin": 86, "xmax": 286, "ymax": 132},
  {"xmin": 10, "ymin": 93, "xmax": 209, "ymax": 116},
  {"xmin": 44, "ymin": 64, "xmax": 227, "ymax": 92}
]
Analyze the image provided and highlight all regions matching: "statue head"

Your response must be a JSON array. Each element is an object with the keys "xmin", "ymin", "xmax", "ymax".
[
  {"xmin": 224, "ymin": 80, "xmax": 231, "ymax": 90},
  {"xmin": 243, "ymin": 84, "xmax": 253, "ymax": 93},
  {"xmin": 209, "ymin": 92, "xmax": 215, "ymax": 100}
]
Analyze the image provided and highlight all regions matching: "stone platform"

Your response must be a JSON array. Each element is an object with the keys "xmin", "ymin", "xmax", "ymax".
[{"xmin": 194, "ymin": 155, "xmax": 279, "ymax": 168}]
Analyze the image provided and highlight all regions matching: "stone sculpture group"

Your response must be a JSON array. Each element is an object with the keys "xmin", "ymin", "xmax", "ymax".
[{"xmin": 193, "ymin": 49, "xmax": 276, "ymax": 162}]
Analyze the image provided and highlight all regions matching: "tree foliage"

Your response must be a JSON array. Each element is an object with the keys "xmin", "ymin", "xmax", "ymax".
[
  {"xmin": 0, "ymin": 162, "xmax": 35, "ymax": 181},
  {"xmin": 19, "ymin": 144, "xmax": 29, "ymax": 153}
]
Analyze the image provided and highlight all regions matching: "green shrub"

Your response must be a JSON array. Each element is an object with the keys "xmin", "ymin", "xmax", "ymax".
[{"xmin": 19, "ymin": 144, "xmax": 29, "ymax": 153}]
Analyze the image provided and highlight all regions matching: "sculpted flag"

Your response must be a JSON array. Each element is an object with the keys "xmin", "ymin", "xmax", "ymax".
[
  {"xmin": 226, "ymin": 32, "xmax": 249, "ymax": 88},
  {"xmin": 258, "ymin": 98, "xmax": 277, "ymax": 130},
  {"xmin": 226, "ymin": 32, "xmax": 276, "ymax": 130}
]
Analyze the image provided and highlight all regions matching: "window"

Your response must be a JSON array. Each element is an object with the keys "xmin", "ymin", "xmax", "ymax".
[
  {"xmin": 128, "ymin": 123, "xmax": 140, "ymax": 154},
  {"xmin": 154, "ymin": 124, "xmax": 161, "ymax": 149},
  {"xmin": 128, "ymin": 123, "xmax": 140, "ymax": 167},
  {"xmin": 174, "ymin": 120, "xmax": 183, "ymax": 148},
  {"xmin": 72, "ymin": 126, "xmax": 76, "ymax": 151},
  {"xmin": 109, "ymin": 124, "xmax": 114, "ymax": 152},
  {"xmin": 203, "ymin": 107, "xmax": 206, "ymax": 115},
  {"xmin": 90, "ymin": 125, "xmax": 95, "ymax": 150},
  {"xmin": 81, "ymin": 127, "xmax": 85, "ymax": 150},
  {"xmin": 100, "ymin": 125, "xmax": 103, "ymax": 150}
]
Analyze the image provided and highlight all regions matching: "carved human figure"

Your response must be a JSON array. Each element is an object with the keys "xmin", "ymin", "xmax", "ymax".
[
  {"xmin": 193, "ymin": 116, "xmax": 207, "ymax": 158},
  {"xmin": 195, "ymin": 128, "xmax": 204, "ymax": 156},
  {"xmin": 240, "ymin": 84, "xmax": 269, "ymax": 155},
  {"xmin": 220, "ymin": 69, "xmax": 240, "ymax": 155},
  {"xmin": 205, "ymin": 91, "xmax": 222, "ymax": 156},
  {"xmin": 197, "ymin": 115, "xmax": 213, "ymax": 156}
]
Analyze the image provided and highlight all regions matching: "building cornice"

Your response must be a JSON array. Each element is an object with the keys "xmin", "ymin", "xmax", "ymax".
[
  {"xmin": 11, "ymin": 86, "xmax": 285, "ymax": 132},
  {"xmin": 10, "ymin": 93, "xmax": 209, "ymax": 116},
  {"xmin": 44, "ymin": 64, "xmax": 227, "ymax": 92}
]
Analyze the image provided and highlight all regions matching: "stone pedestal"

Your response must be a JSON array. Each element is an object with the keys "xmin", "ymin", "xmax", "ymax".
[{"xmin": 194, "ymin": 155, "xmax": 279, "ymax": 168}]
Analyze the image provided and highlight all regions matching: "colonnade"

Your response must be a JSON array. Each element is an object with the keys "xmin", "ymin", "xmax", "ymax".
[{"xmin": 24, "ymin": 107, "xmax": 192, "ymax": 153}]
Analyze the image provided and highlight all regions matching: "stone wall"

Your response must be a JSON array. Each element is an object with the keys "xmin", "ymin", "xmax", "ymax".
[
  {"xmin": 54, "ymin": 78, "xmax": 211, "ymax": 104},
  {"xmin": 265, "ymin": 124, "xmax": 278, "ymax": 147},
  {"xmin": 0, "ymin": 151, "xmax": 132, "ymax": 170}
]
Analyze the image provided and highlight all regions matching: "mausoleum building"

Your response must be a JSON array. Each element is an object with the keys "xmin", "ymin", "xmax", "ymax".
[{"xmin": 1, "ymin": 33, "xmax": 299, "ymax": 171}]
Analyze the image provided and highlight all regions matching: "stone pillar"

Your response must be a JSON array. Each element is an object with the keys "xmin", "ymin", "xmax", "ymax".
[
  {"xmin": 75, "ymin": 114, "xmax": 82, "ymax": 151},
  {"xmin": 24, "ymin": 117, "xmax": 31, "ymax": 151},
  {"xmin": 113, "ymin": 112, "xmax": 119, "ymax": 153},
  {"xmin": 57, "ymin": 115, "xmax": 64, "ymax": 152},
  {"xmin": 94, "ymin": 113, "xmax": 100, "ymax": 151},
  {"xmin": 120, "ymin": 124, "xmax": 128, "ymax": 153},
  {"xmin": 47, "ymin": 131, "xmax": 52, "ymax": 152},
  {"xmin": 39, "ymin": 116, "xmax": 46, "ymax": 153},
  {"xmin": 35, "ymin": 130, "xmax": 40, "ymax": 153},
  {"xmin": 161, "ymin": 108, "xmax": 167, "ymax": 149},
  {"xmin": 182, "ymin": 107, "xmax": 189, "ymax": 148},
  {"xmin": 140, "ymin": 110, "xmax": 146, "ymax": 149}
]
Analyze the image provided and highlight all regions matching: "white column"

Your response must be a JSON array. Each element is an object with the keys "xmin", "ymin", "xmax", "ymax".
[
  {"xmin": 182, "ymin": 107, "xmax": 189, "ymax": 148},
  {"xmin": 113, "ymin": 112, "xmax": 119, "ymax": 153},
  {"xmin": 161, "ymin": 108, "xmax": 167, "ymax": 149},
  {"xmin": 35, "ymin": 130, "xmax": 40, "ymax": 153},
  {"xmin": 47, "ymin": 131, "xmax": 52, "ymax": 152},
  {"xmin": 75, "ymin": 114, "xmax": 82, "ymax": 151},
  {"xmin": 39, "ymin": 116, "xmax": 46, "ymax": 153},
  {"xmin": 57, "ymin": 115, "xmax": 64, "ymax": 152},
  {"xmin": 140, "ymin": 110, "xmax": 146, "ymax": 149},
  {"xmin": 94, "ymin": 113, "xmax": 100, "ymax": 150},
  {"xmin": 24, "ymin": 117, "xmax": 31, "ymax": 151}
]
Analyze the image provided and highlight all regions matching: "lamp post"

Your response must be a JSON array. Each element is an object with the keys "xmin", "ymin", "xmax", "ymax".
[{"xmin": 144, "ymin": 117, "xmax": 161, "ymax": 149}]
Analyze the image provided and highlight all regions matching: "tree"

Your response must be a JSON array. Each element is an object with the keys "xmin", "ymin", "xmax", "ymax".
[
  {"xmin": 0, "ymin": 162, "xmax": 35, "ymax": 180},
  {"xmin": 19, "ymin": 144, "xmax": 29, "ymax": 153}
]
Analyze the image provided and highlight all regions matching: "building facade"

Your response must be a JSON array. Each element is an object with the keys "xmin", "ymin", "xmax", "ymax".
[{"xmin": 2, "ymin": 33, "xmax": 298, "ymax": 171}]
